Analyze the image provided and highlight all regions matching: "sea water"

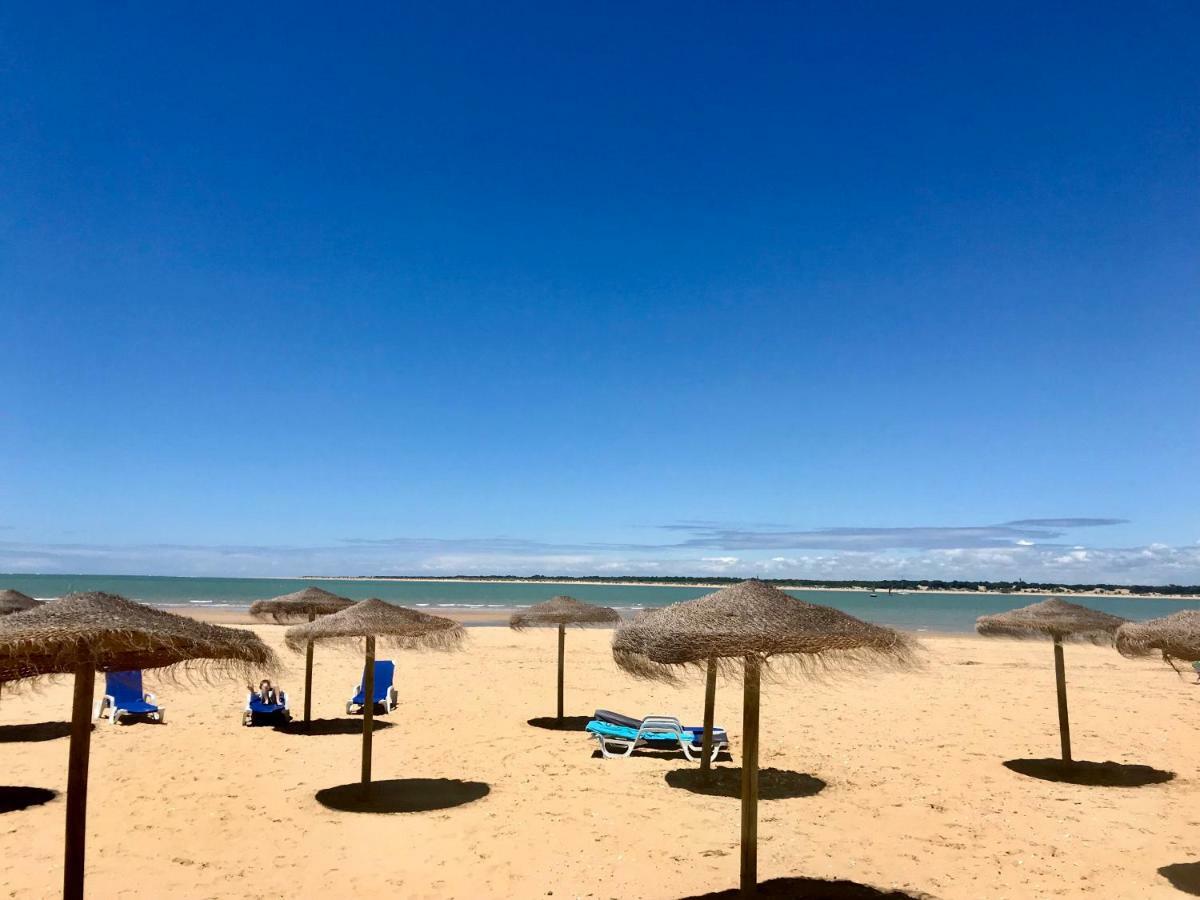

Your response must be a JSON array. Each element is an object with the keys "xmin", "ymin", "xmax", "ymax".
[{"xmin": 2, "ymin": 573, "xmax": 1195, "ymax": 633}]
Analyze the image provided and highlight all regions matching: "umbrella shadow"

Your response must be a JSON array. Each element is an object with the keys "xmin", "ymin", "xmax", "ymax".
[
  {"xmin": 665, "ymin": 767, "xmax": 826, "ymax": 800},
  {"xmin": 273, "ymin": 718, "xmax": 396, "ymax": 736},
  {"xmin": 527, "ymin": 715, "xmax": 592, "ymax": 731},
  {"xmin": 0, "ymin": 786, "xmax": 57, "ymax": 814},
  {"xmin": 680, "ymin": 876, "xmax": 927, "ymax": 898},
  {"xmin": 315, "ymin": 778, "xmax": 490, "ymax": 813},
  {"xmin": 0, "ymin": 722, "xmax": 79, "ymax": 743},
  {"xmin": 1003, "ymin": 758, "xmax": 1175, "ymax": 787},
  {"xmin": 1160, "ymin": 862, "xmax": 1200, "ymax": 895}
]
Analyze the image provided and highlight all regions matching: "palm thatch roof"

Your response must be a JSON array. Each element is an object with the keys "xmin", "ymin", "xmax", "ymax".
[
  {"xmin": 612, "ymin": 579, "xmax": 917, "ymax": 682},
  {"xmin": 284, "ymin": 599, "xmax": 464, "ymax": 653},
  {"xmin": 249, "ymin": 586, "xmax": 354, "ymax": 623},
  {"xmin": 976, "ymin": 597, "xmax": 1127, "ymax": 643},
  {"xmin": 0, "ymin": 589, "xmax": 42, "ymax": 616},
  {"xmin": 510, "ymin": 595, "xmax": 621, "ymax": 630},
  {"xmin": 0, "ymin": 592, "xmax": 277, "ymax": 683},
  {"xmin": 1116, "ymin": 610, "xmax": 1200, "ymax": 667}
]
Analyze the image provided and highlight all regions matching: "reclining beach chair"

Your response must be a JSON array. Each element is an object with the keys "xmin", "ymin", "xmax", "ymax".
[
  {"xmin": 346, "ymin": 660, "xmax": 399, "ymax": 715},
  {"xmin": 587, "ymin": 709, "xmax": 728, "ymax": 762},
  {"xmin": 242, "ymin": 689, "xmax": 291, "ymax": 726},
  {"xmin": 93, "ymin": 670, "xmax": 165, "ymax": 725}
]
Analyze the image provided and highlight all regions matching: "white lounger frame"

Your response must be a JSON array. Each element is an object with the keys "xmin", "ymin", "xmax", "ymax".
[
  {"xmin": 242, "ymin": 690, "xmax": 290, "ymax": 727},
  {"xmin": 346, "ymin": 682, "xmax": 399, "ymax": 715},
  {"xmin": 93, "ymin": 691, "xmax": 165, "ymax": 726},
  {"xmin": 591, "ymin": 715, "xmax": 727, "ymax": 762}
]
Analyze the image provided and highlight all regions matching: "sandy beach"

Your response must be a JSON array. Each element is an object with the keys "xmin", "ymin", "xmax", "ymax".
[{"xmin": 2, "ymin": 625, "xmax": 1197, "ymax": 899}]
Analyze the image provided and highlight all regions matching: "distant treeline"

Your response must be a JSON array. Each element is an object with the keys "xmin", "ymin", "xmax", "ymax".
[{"xmin": 313, "ymin": 575, "xmax": 1200, "ymax": 596}]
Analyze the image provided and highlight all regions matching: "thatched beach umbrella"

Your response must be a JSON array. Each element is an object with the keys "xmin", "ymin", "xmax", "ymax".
[
  {"xmin": 1116, "ymin": 610, "xmax": 1200, "ymax": 670},
  {"xmin": 0, "ymin": 592, "xmax": 275, "ymax": 900},
  {"xmin": 249, "ymin": 586, "xmax": 353, "ymax": 724},
  {"xmin": 285, "ymin": 599, "xmax": 464, "ymax": 797},
  {"xmin": 0, "ymin": 591, "xmax": 43, "ymax": 704},
  {"xmin": 976, "ymin": 597, "xmax": 1127, "ymax": 763},
  {"xmin": 613, "ymin": 580, "xmax": 917, "ymax": 897},
  {"xmin": 510, "ymin": 595, "xmax": 620, "ymax": 721},
  {"xmin": 0, "ymin": 589, "xmax": 42, "ymax": 616}
]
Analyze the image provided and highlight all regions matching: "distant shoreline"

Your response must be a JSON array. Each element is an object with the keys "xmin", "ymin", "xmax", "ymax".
[{"xmin": 297, "ymin": 575, "xmax": 1198, "ymax": 602}]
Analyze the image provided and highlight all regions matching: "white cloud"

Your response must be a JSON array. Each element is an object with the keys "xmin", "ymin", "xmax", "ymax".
[{"xmin": 3, "ymin": 528, "xmax": 1199, "ymax": 585}]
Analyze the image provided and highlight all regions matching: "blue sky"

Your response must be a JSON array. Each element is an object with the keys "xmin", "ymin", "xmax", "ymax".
[{"xmin": 2, "ymin": 4, "xmax": 1198, "ymax": 582}]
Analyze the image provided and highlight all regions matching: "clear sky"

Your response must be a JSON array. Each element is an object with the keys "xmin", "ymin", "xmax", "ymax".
[{"xmin": 2, "ymin": 4, "xmax": 1197, "ymax": 583}]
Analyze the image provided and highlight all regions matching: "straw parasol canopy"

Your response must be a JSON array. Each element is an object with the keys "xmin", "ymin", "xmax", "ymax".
[
  {"xmin": 0, "ymin": 592, "xmax": 276, "ymax": 900},
  {"xmin": 511, "ymin": 595, "xmax": 621, "ymax": 722},
  {"xmin": 0, "ymin": 589, "xmax": 42, "ymax": 616},
  {"xmin": 976, "ymin": 597, "xmax": 1128, "ymax": 643},
  {"xmin": 249, "ymin": 586, "xmax": 354, "ymax": 623},
  {"xmin": 0, "ymin": 591, "xmax": 276, "ymax": 683},
  {"xmin": 1116, "ymin": 610, "xmax": 1200, "ymax": 669},
  {"xmin": 509, "ymin": 595, "xmax": 621, "ymax": 629},
  {"xmin": 285, "ymin": 599, "xmax": 464, "ymax": 653},
  {"xmin": 250, "ymin": 586, "xmax": 354, "ymax": 725},
  {"xmin": 976, "ymin": 597, "xmax": 1127, "ymax": 766},
  {"xmin": 612, "ymin": 580, "xmax": 917, "ymax": 898},
  {"xmin": 613, "ymin": 579, "xmax": 917, "ymax": 681},
  {"xmin": 285, "ymin": 599, "xmax": 464, "ymax": 796}
]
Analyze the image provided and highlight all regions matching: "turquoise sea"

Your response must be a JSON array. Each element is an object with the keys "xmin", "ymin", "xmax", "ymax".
[{"xmin": 2, "ymin": 574, "xmax": 1196, "ymax": 633}]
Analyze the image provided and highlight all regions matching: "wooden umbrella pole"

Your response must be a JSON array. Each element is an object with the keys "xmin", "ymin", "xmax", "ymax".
[
  {"xmin": 556, "ymin": 623, "xmax": 566, "ymax": 721},
  {"xmin": 303, "ymin": 613, "xmax": 316, "ymax": 726},
  {"xmin": 1053, "ymin": 637, "xmax": 1072, "ymax": 763},
  {"xmin": 361, "ymin": 636, "xmax": 376, "ymax": 795},
  {"xmin": 64, "ymin": 665, "xmax": 96, "ymax": 900},
  {"xmin": 700, "ymin": 656, "xmax": 717, "ymax": 776},
  {"xmin": 740, "ymin": 655, "xmax": 761, "ymax": 898}
]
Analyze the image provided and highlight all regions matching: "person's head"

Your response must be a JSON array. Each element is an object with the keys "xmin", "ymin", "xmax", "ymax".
[{"xmin": 259, "ymin": 679, "xmax": 272, "ymax": 692}]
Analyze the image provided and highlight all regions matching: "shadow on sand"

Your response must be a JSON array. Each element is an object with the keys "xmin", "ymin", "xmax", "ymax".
[
  {"xmin": 0, "ymin": 787, "xmax": 57, "ymax": 814},
  {"xmin": 1003, "ymin": 758, "xmax": 1174, "ymax": 787},
  {"xmin": 591, "ymin": 747, "xmax": 735, "ymax": 762},
  {"xmin": 1159, "ymin": 862, "xmax": 1200, "ymax": 895},
  {"xmin": 273, "ymin": 718, "xmax": 395, "ymax": 737},
  {"xmin": 527, "ymin": 715, "xmax": 592, "ymax": 731},
  {"xmin": 680, "ymin": 876, "xmax": 927, "ymax": 898},
  {"xmin": 665, "ymin": 767, "xmax": 826, "ymax": 800},
  {"xmin": 315, "ymin": 778, "xmax": 490, "ymax": 813},
  {"xmin": 0, "ymin": 722, "xmax": 78, "ymax": 743}
]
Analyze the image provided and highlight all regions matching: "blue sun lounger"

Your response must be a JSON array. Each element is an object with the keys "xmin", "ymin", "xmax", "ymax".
[
  {"xmin": 346, "ymin": 660, "xmax": 399, "ymax": 715},
  {"xmin": 587, "ymin": 709, "xmax": 728, "ymax": 761},
  {"xmin": 93, "ymin": 671, "xmax": 165, "ymax": 725},
  {"xmin": 243, "ymin": 690, "xmax": 290, "ymax": 726}
]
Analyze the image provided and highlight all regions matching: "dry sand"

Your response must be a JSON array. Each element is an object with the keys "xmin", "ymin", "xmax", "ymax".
[{"xmin": 1, "ymin": 627, "xmax": 1197, "ymax": 899}]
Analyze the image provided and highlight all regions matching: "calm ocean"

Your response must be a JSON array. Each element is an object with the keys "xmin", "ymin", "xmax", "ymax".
[{"xmin": 2, "ymin": 574, "xmax": 1195, "ymax": 633}]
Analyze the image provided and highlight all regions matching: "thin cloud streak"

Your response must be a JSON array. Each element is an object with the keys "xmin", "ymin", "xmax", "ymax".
[{"xmin": 0, "ymin": 518, "xmax": 1195, "ymax": 584}]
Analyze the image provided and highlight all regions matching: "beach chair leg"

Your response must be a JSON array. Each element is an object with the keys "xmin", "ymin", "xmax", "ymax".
[
  {"xmin": 595, "ymin": 736, "xmax": 631, "ymax": 759},
  {"xmin": 156, "ymin": 709, "xmax": 165, "ymax": 725},
  {"xmin": 111, "ymin": 710, "xmax": 123, "ymax": 726}
]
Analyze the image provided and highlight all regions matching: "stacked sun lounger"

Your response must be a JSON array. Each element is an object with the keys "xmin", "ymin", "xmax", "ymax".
[{"xmin": 586, "ymin": 709, "xmax": 729, "ymax": 761}]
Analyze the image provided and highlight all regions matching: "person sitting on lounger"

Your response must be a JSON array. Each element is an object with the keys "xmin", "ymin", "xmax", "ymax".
[{"xmin": 248, "ymin": 679, "xmax": 282, "ymax": 705}]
